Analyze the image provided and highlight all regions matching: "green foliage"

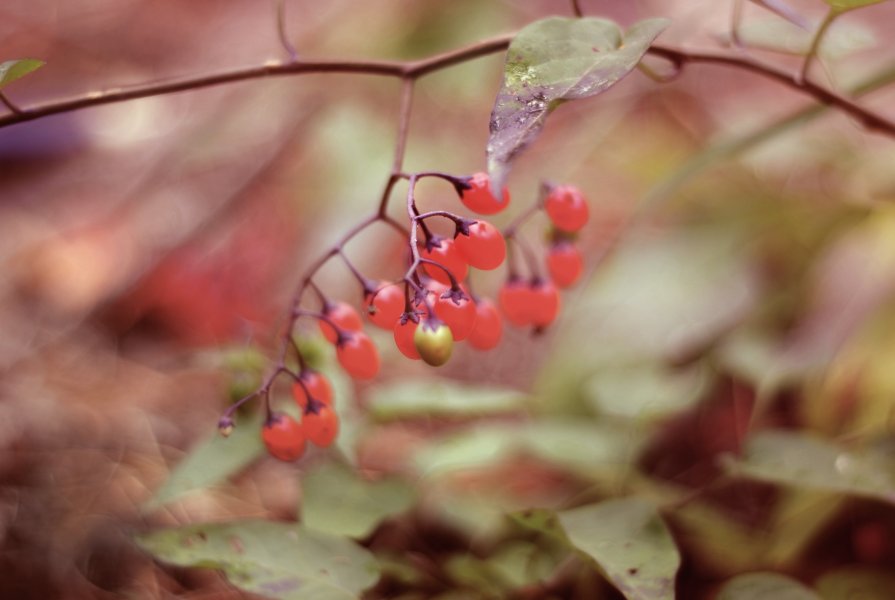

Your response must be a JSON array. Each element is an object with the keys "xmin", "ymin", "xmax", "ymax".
[
  {"xmin": 367, "ymin": 378, "xmax": 525, "ymax": 421},
  {"xmin": 300, "ymin": 461, "xmax": 415, "ymax": 538},
  {"xmin": 0, "ymin": 59, "xmax": 44, "ymax": 90},
  {"xmin": 725, "ymin": 431, "xmax": 895, "ymax": 504},
  {"xmin": 143, "ymin": 412, "xmax": 265, "ymax": 512},
  {"xmin": 486, "ymin": 17, "xmax": 668, "ymax": 189},
  {"xmin": 136, "ymin": 520, "xmax": 379, "ymax": 600},
  {"xmin": 558, "ymin": 498, "xmax": 680, "ymax": 600},
  {"xmin": 716, "ymin": 573, "xmax": 820, "ymax": 600}
]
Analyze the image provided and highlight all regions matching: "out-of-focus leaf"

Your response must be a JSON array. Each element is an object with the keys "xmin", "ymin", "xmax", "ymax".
[
  {"xmin": 721, "ymin": 18, "xmax": 874, "ymax": 58},
  {"xmin": 413, "ymin": 424, "xmax": 519, "ymax": 477},
  {"xmin": 367, "ymin": 378, "xmax": 526, "ymax": 422},
  {"xmin": 488, "ymin": 541, "xmax": 558, "ymax": 589},
  {"xmin": 509, "ymin": 508, "xmax": 570, "ymax": 544},
  {"xmin": 486, "ymin": 17, "xmax": 668, "ymax": 189},
  {"xmin": 815, "ymin": 567, "xmax": 895, "ymax": 599},
  {"xmin": 769, "ymin": 213, "xmax": 895, "ymax": 388},
  {"xmin": 143, "ymin": 412, "xmax": 265, "ymax": 512},
  {"xmin": 824, "ymin": 0, "xmax": 887, "ymax": 11},
  {"xmin": 520, "ymin": 419, "xmax": 644, "ymax": 479},
  {"xmin": 724, "ymin": 431, "xmax": 895, "ymax": 504},
  {"xmin": 585, "ymin": 362, "xmax": 710, "ymax": 421},
  {"xmin": 0, "ymin": 59, "xmax": 44, "ymax": 89},
  {"xmin": 558, "ymin": 497, "xmax": 680, "ymax": 600},
  {"xmin": 301, "ymin": 461, "xmax": 415, "ymax": 538},
  {"xmin": 444, "ymin": 555, "xmax": 506, "ymax": 597},
  {"xmin": 414, "ymin": 419, "xmax": 642, "ymax": 481},
  {"xmin": 135, "ymin": 520, "xmax": 380, "ymax": 600},
  {"xmin": 717, "ymin": 572, "xmax": 820, "ymax": 600}
]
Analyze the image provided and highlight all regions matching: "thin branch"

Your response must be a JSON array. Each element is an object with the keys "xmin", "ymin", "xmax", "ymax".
[
  {"xmin": 1, "ymin": 36, "xmax": 892, "ymax": 139},
  {"xmin": 571, "ymin": 0, "xmax": 584, "ymax": 18},
  {"xmin": 647, "ymin": 43, "xmax": 895, "ymax": 136},
  {"xmin": 797, "ymin": 7, "xmax": 838, "ymax": 85},
  {"xmin": 392, "ymin": 78, "xmax": 415, "ymax": 174},
  {"xmin": 0, "ymin": 91, "xmax": 22, "ymax": 114},
  {"xmin": 275, "ymin": 0, "xmax": 299, "ymax": 61}
]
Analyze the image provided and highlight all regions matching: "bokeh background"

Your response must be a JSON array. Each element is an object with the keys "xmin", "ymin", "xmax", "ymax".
[{"xmin": 2, "ymin": 0, "xmax": 895, "ymax": 598}]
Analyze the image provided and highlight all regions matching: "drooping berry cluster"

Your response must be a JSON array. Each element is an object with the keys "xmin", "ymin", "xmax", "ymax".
[{"xmin": 219, "ymin": 171, "xmax": 590, "ymax": 461}]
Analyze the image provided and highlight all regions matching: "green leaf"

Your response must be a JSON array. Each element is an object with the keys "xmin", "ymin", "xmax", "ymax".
[
  {"xmin": 585, "ymin": 362, "xmax": 710, "ymax": 421},
  {"xmin": 136, "ymin": 520, "xmax": 380, "ymax": 600},
  {"xmin": 815, "ymin": 567, "xmax": 895, "ymax": 600},
  {"xmin": 368, "ymin": 378, "xmax": 526, "ymax": 421},
  {"xmin": 301, "ymin": 462, "xmax": 415, "ymax": 538},
  {"xmin": 717, "ymin": 573, "xmax": 820, "ymax": 600},
  {"xmin": 558, "ymin": 497, "xmax": 680, "ymax": 600},
  {"xmin": 824, "ymin": 0, "xmax": 887, "ymax": 11},
  {"xmin": 0, "ymin": 59, "xmax": 44, "ymax": 90},
  {"xmin": 143, "ymin": 412, "xmax": 265, "ymax": 512},
  {"xmin": 725, "ymin": 431, "xmax": 895, "ymax": 504},
  {"xmin": 486, "ymin": 17, "xmax": 669, "ymax": 189}
]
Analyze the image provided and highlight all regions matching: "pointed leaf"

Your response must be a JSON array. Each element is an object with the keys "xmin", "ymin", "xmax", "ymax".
[
  {"xmin": 486, "ymin": 17, "xmax": 669, "ymax": 189},
  {"xmin": 301, "ymin": 462, "xmax": 415, "ymax": 538},
  {"xmin": 136, "ymin": 520, "xmax": 379, "ymax": 600},
  {"xmin": 558, "ymin": 497, "xmax": 680, "ymax": 600},
  {"xmin": 725, "ymin": 431, "xmax": 895, "ymax": 504},
  {"xmin": 144, "ymin": 412, "xmax": 265, "ymax": 512},
  {"xmin": 0, "ymin": 59, "xmax": 44, "ymax": 90},
  {"xmin": 717, "ymin": 572, "xmax": 820, "ymax": 600}
]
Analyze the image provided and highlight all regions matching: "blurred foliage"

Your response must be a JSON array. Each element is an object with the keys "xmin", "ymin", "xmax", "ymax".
[{"xmin": 4, "ymin": 0, "xmax": 895, "ymax": 599}]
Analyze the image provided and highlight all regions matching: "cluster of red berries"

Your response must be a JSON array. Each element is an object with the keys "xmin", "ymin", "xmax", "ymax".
[
  {"xmin": 260, "ymin": 369, "xmax": 339, "ymax": 461},
  {"xmin": 237, "ymin": 172, "xmax": 589, "ymax": 461}
]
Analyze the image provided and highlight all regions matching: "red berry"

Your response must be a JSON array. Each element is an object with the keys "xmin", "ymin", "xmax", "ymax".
[
  {"xmin": 336, "ymin": 331, "xmax": 380, "ymax": 380},
  {"xmin": 365, "ymin": 282, "xmax": 405, "ymax": 330},
  {"xmin": 455, "ymin": 220, "xmax": 506, "ymax": 270},
  {"xmin": 468, "ymin": 299, "xmax": 502, "ymax": 350},
  {"xmin": 529, "ymin": 280, "xmax": 560, "ymax": 327},
  {"xmin": 292, "ymin": 370, "xmax": 334, "ymax": 411},
  {"xmin": 262, "ymin": 414, "xmax": 307, "ymax": 461},
  {"xmin": 460, "ymin": 172, "xmax": 510, "ymax": 215},
  {"xmin": 303, "ymin": 404, "xmax": 340, "ymax": 448},
  {"xmin": 393, "ymin": 316, "xmax": 421, "ymax": 360},
  {"xmin": 498, "ymin": 279, "xmax": 533, "ymax": 326},
  {"xmin": 545, "ymin": 185, "xmax": 589, "ymax": 233},
  {"xmin": 434, "ymin": 289, "xmax": 477, "ymax": 341},
  {"xmin": 421, "ymin": 237, "xmax": 468, "ymax": 285},
  {"xmin": 318, "ymin": 301, "xmax": 363, "ymax": 343},
  {"xmin": 414, "ymin": 318, "xmax": 454, "ymax": 366},
  {"xmin": 547, "ymin": 243, "xmax": 583, "ymax": 288}
]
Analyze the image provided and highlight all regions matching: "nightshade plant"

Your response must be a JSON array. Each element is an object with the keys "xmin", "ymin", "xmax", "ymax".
[{"xmin": 6, "ymin": 0, "xmax": 895, "ymax": 598}]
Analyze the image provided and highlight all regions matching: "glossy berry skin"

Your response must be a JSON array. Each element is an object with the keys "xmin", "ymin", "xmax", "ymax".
[
  {"xmin": 336, "ymin": 331, "xmax": 380, "ymax": 380},
  {"xmin": 529, "ymin": 280, "xmax": 561, "ymax": 327},
  {"xmin": 414, "ymin": 319, "xmax": 454, "ymax": 366},
  {"xmin": 455, "ymin": 220, "xmax": 506, "ymax": 270},
  {"xmin": 303, "ymin": 404, "xmax": 339, "ymax": 447},
  {"xmin": 292, "ymin": 370, "xmax": 334, "ymax": 411},
  {"xmin": 262, "ymin": 414, "xmax": 307, "ymax": 461},
  {"xmin": 547, "ymin": 243, "xmax": 583, "ymax": 288},
  {"xmin": 498, "ymin": 279, "xmax": 533, "ymax": 326},
  {"xmin": 393, "ymin": 316, "xmax": 421, "ymax": 360},
  {"xmin": 468, "ymin": 299, "xmax": 502, "ymax": 350},
  {"xmin": 421, "ymin": 238, "xmax": 468, "ymax": 285},
  {"xmin": 545, "ymin": 185, "xmax": 589, "ymax": 233},
  {"xmin": 460, "ymin": 172, "xmax": 510, "ymax": 215},
  {"xmin": 434, "ymin": 290, "xmax": 477, "ymax": 341},
  {"xmin": 366, "ymin": 282, "xmax": 405, "ymax": 330},
  {"xmin": 319, "ymin": 301, "xmax": 363, "ymax": 343}
]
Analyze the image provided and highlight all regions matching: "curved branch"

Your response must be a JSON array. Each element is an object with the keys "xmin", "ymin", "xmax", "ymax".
[{"xmin": 1, "ymin": 36, "xmax": 893, "ymax": 138}]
